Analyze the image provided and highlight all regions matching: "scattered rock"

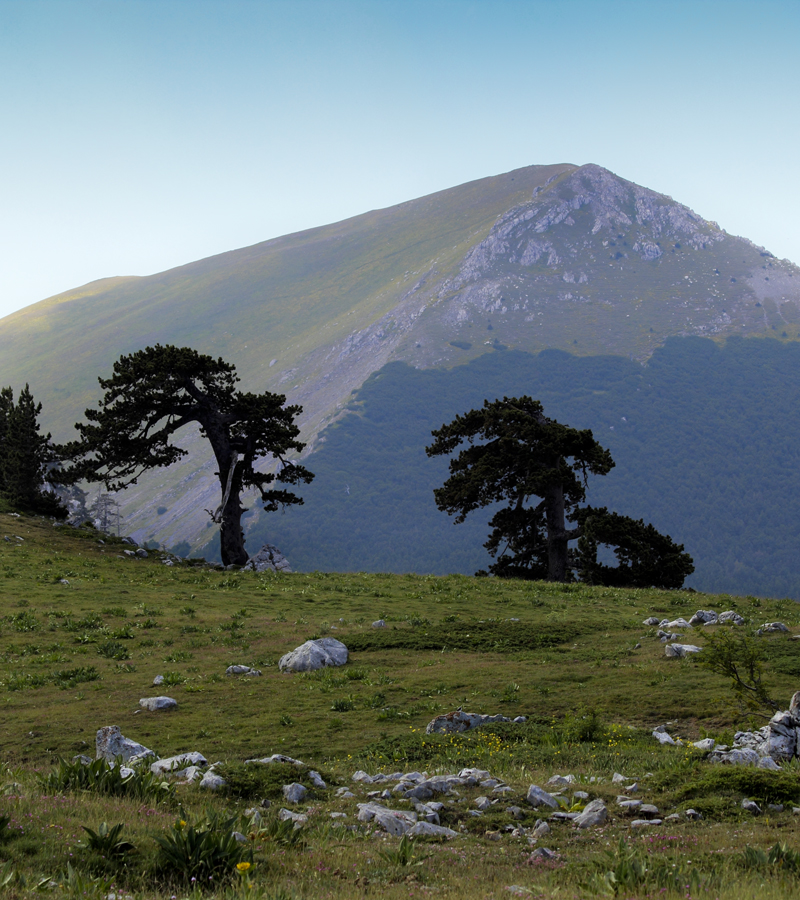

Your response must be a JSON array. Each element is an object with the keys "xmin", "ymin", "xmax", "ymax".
[
  {"xmin": 692, "ymin": 738, "xmax": 716, "ymax": 751},
  {"xmin": 527, "ymin": 847, "xmax": 560, "ymax": 863},
  {"xmin": 371, "ymin": 619, "xmax": 386, "ymax": 628},
  {"xmin": 199, "ymin": 771, "xmax": 226, "ymax": 790},
  {"xmin": 526, "ymin": 785, "xmax": 559, "ymax": 809},
  {"xmin": 758, "ymin": 756, "xmax": 782, "ymax": 771},
  {"xmin": 532, "ymin": 820, "xmax": 550, "ymax": 838},
  {"xmin": 242, "ymin": 544, "xmax": 292, "ymax": 573},
  {"xmin": 226, "ymin": 665, "xmax": 262, "ymax": 676},
  {"xmin": 139, "ymin": 696, "xmax": 178, "ymax": 712},
  {"xmin": 642, "ymin": 617, "xmax": 661, "ymax": 626},
  {"xmin": 357, "ymin": 802, "xmax": 417, "ymax": 836},
  {"xmin": 546, "ymin": 774, "xmax": 575, "ymax": 788},
  {"xmin": 631, "ymin": 818, "xmax": 662, "ymax": 828},
  {"xmin": 279, "ymin": 638, "xmax": 348, "ymax": 673},
  {"xmin": 709, "ymin": 747, "xmax": 760, "ymax": 766},
  {"xmin": 246, "ymin": 753, "xmax": 305, "ymax": 766},
  {"xmin": 425, "ymin": 710, "xmax": 514, "ymax": 734},
  {"xmin": 507, "ymin": 806, "xmax": 524, "ymax": 820},
  {"xmin": 408, "ymin": 821, "xmax": 458, "ymax": 838},
  {"xmin": 665, "ymin": 643, "xmax": 702, "ymax": 658},
  {"xmin": 278, "ymin": 809, "xmax": 307, "ymax": 826},
  {"xmin": 574, "ymin": 799, "xmax": 607, "ymax": 828},
  {"xmin": 689, "ymin": 610, "xmax": 717, "ymax": 626},
  {"xmin": 283, "ymin": 783, "xmax": 307, "ymax": 804},
  {"xmin": 474, "ymin": 796, "xmax": 492, "ymax": 811},
  {"xmin": 685, "ymin": 808, "xmax": 703, "ymax": 820},
  {"xmin": 718, "ymin": 611, "xmax": 745, "ymax": 625},
  {"xmin": 653, "ymin": 728, "xmax": 677, "ymax": 745},
  {"xmin": 757, "ymin": 622, "xmax": 789, "ymax": 635},
  {"xmin": 152, "ymin": 675, "xmax": 165, "ymax": 686},
  {"xmin": 96, "ymin": 726, "xmax": 154, "ymax": 763},
  {"xmin": 665, "ymin": 618, "xmax": 693, "ymax": 629},
  {"xmin": 309, "ymin": 770, "xmax": 327, "ymax": 788},
  {"xmin": 150, "ymin": 752, "xmax": 207, "ymax": 775},
  {"xmin": 768, "ymin": 803, "xmax": 784, "ymax": 812},
  {"xmin": 742, "ymin": 799, "xmax": 762, "ymax": 815}
]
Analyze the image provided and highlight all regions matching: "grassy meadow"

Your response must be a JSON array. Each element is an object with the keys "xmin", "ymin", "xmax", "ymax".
[{"xmin": 2, "ymin": 510, "xmax": 800, "ymax": 899}]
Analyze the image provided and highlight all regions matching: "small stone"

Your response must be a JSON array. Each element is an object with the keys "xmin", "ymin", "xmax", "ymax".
[
  {"xmin": 474, "ymin": 796, "xmax": 492, "ymax": 811},
  {"xmin": 527, "ymin": 848, "xmax": 559, "ymax": 862},
  {"xmin": 152, "ymin": 675, "xmax": 165, "ymax": 686},
  {"xmin": 692, "ymin": 738, "xmax": 715, "ymax": 751},
  {"xmin": 372, "ymin": 619, "xmax": 386, "ymax": 628},
  {"xmin": 526, "ymin": 785, "xmax": 559, "ymax": 809},
  {"xmin": 308, "ymin": 770, "xmax": 326, "ymax": 789},
  {"xmin": 574, "ymin": 790, "xmax": 590, "ymax": 800},
  {"xmin": 532, "ymin": 820, "xmax": 550, "ymax": 838},
  {"xmin": 408, "ymin": 821, "xmax": 457, "ymax": 838},
  {"xmin": 757, "ymin": 622, "xmax": 789, "ymax": 635},
  {"xmin": 139, "ymin": 696, "xmax": 178, "ymax": 712},
  {"xmin": 742, "ymin": 799, "xmax": 762, "ymax": 815},
  {"xmin": 631, "ymin": 818, "xmax": 662, "ymax": 828},
  {"xmin": 643, "ymin": 617, "xmax": 661, "ymax": 626},
  {"xmin": 767, "ymin": 803, "xmax": 784, "ymax": 812},
  {"xmin": 506, "ymin": 806, "xmax": 524, "ymax": 820},
  {"xmin": 685, "ymin": 808, "xmax": 703, "ymax": 820},
  {"xmin": 665, "ymin": 643, "xmax": 702, "ymax": 658}
]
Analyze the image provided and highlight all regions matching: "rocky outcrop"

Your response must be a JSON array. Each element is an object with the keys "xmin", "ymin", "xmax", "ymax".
[
  {"xmin": 425, "ymin": 710, "xmax": 526, "ymax": 735},
  {"xmin": 243, "ymin": 544, "xmax": 292, "ymax": 573},
  {"xmin": 96, "ymin": 726, "xmax": 154, "ymax": 763}
]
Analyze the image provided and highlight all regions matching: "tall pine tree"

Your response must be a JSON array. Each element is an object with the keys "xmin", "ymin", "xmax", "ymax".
[{"xmin": 0, "ymin": 384, "xmax": 66, "ymax": 517}]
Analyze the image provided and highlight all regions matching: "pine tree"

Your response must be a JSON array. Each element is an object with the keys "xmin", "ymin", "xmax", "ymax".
[{"xmin": 0, "ymin": 384, "xmax": 66, "ymax": 517}]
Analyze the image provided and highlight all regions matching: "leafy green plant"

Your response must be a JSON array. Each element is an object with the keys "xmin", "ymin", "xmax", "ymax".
[
  {"xmin": 80, "ymin": 821, "xmax": 136, "ymax": 858},
  {"xmin": 742, "ymin": 842, "xmax": 800, "ymax": 876},
  {"xmin": 331, "ymin": 696, "xmax": 356, "ymax": 712},
  {"xmin": 40, "ymin": 756, "xmax": 175, "ymax": 802},
  {"xmin": 378, "ymin": 835, "xmax": 426, "ymax": 868},
  {"xmin": 248, "ymin": 815, "xmax": 304, "ymax": 848},
  {"xmin": 152, "ymin": 809, "xmax": 251, "ymax": 885},
  {"xmin": 97, "ymin": 640, "xmax": 130, "ymax": 660}
]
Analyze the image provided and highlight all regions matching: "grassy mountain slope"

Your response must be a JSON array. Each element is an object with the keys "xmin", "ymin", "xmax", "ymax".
[
  {"xmin": 2, "ymin": 514, "xmax": 800, "ymax": 899},
  {"xmin": 240, "ymin": 336, "xmax": 800, "ymax": 600},
  {"xmin": 1, "ymin": 163, "xmax": 799, "ymax": 555}
]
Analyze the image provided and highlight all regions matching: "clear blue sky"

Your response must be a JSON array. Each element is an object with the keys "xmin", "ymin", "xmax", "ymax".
[{"xmin": 1, "ymin": 0, "xmax": 798, "ymax": 320}]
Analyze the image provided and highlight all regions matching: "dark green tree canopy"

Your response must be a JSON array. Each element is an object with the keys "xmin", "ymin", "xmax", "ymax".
[
  {"xmin": 427, "ymin": 396, "xmax": 693, "ymax": 587},
  {"xmin": 62, "ymin": 345, "xmax": 313, "ymax": 566},
  {"xmin": 0, "ymin": 384, "xmax": 66, "ymax": 517}
]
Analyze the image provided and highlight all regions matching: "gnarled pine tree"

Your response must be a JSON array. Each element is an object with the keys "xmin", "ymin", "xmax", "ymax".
[
  {"xmin": 426, "ymin": 396, "xmax": 693, "ymax": 586},
  {"xmin": 62, "ymin": 345, "xmax": 313, "ymax": 566}
]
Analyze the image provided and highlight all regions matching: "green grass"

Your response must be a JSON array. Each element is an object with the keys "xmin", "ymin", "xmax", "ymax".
[{"xmin": 2, "ymin": 510, "xmax": 800, "ymax": 899}]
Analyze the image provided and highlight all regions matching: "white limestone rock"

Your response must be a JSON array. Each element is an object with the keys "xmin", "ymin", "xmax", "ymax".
[
  {"xmin": 139, "ymin": 696, "xmax": 178, "ymax": 712},
  {"xmin": 665, "ymin": 643, "xmax": 702, "ymax": 658},
  {"xmin": 526, "ymin": 785, "xmax": 559, "ymax": 809},
  {"xmin": 95, "ymin": 726, "xmax": 154, "ymax": 764},
  {"xmin": 279, "ymin": 638, "xmax": 348, "ymax": 672},
  {"xmin": 150, "ymin": 752, "xmax": 207, "ymax": 775}
]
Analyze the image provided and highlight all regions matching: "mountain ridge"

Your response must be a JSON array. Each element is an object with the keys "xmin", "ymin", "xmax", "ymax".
[{"xmin": 1, "ymin": 162, "xmax": 798, "ymax": 554}]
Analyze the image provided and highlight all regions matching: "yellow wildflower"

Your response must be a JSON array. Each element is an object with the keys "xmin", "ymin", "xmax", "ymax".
[{"xmin": 236, "ymin": 862, "xmax": 251, "ymax": 872}]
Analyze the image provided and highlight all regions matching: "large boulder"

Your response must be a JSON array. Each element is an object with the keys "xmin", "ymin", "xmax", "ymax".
[
  {"xmin": 279, "ymin": 638, "xmax": 348, "ymax": 672},
  {"xmin": 96, "ymin": 725, "xmax": 154, "ymax": 763},
  {"xmin": 243, "ymin": 544, "xmax": 292, "ymax": 573}
]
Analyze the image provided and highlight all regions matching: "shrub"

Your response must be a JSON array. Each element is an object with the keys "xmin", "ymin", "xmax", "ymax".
[{"xmin": 152, "ymin": 810, "xmax": 251, "ymax": 885}]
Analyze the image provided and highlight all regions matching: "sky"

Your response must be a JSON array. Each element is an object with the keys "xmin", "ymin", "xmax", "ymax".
[{"xmin": 1, "ymin": 0, "xmax": 799, "ymax": 321}]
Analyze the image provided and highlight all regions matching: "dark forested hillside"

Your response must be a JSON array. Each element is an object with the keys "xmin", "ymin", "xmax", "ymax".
[{"xmin": 220, "ymin": 336, "xmax": 800, "ymax": 599}]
